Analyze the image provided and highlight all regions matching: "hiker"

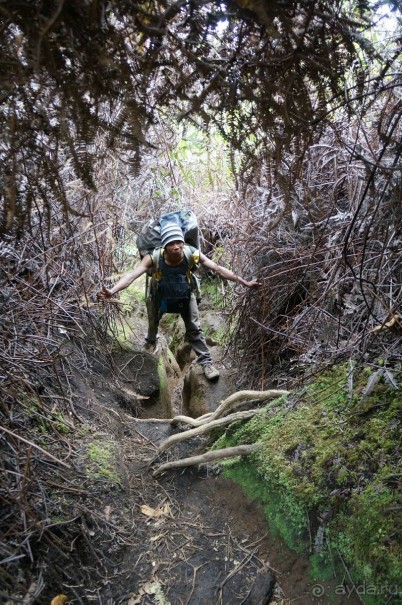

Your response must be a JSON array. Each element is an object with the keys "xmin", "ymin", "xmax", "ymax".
[{"xmin": 97, "ymin": 222, "xmax": 260, "ymax": 380}]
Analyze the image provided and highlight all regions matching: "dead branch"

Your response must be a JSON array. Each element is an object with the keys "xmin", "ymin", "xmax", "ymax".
[
  {"xmin": 171, "ymin": 389, "xmax": 289, "ymax": 428},
  {"xmin": 0, "ymin": 425, "xmax": 71, "ymax": 470},
  {"xmin": 153, "ymin": 444, "xmax": 260, "ymax": 477}
]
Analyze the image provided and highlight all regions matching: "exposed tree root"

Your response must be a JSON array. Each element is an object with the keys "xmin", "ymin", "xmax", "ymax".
[
  {"xmin": 152, "ymin": 390, "xmax": 289, "ymax": 476},
  {"xmin": 153, "ymin": 444, "xmax": 260, "ymax": 476},
  {"xmin": 171, "ymin": 389, "xmax": 289, "ymax": 428},
  {"xmin": 157, "ymin": 409, "xmax": 261, "ymax": 454}
]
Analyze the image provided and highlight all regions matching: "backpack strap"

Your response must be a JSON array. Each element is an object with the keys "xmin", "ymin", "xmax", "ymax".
[
  {"xmin": 183, "ymin": 246, "xmax": 200, "ymax": 295},
  {"xmin": 151, "ymin": 248, "xmax": 163, "ymax": 281},
  {"xmin": 183, "ymin": 245, "xmax": 199, "ymax": 271}
]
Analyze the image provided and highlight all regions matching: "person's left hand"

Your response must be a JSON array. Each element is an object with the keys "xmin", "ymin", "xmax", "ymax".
[{"xmin": 245, "ymin": 280, "xmax": 261, "ymax": 288}]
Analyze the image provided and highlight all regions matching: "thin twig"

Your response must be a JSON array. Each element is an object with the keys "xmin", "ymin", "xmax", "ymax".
[{"xmin": 0, "ymin": 425, "xmax": 71, "ymax": 469}]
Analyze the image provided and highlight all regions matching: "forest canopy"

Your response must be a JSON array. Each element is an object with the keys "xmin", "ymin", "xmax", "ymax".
[{"xmin": 1, "ymin": 0, "xmax": 401, "ymax": 233}]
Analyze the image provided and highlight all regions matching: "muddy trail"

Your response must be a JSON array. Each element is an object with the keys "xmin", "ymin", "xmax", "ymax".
[
  {"xmin": 58, "ymin": 380, "xmax": 358, "ymax": 605},
  {"xmin": 36, "ymin": 301, "xmax": 363, "ymax": 605}
]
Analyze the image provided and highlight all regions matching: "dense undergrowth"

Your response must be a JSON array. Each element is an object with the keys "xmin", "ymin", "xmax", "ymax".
[
  {"xmin": 212, "ymin": 362, "xmax": 401, "ymax": 604},
  {"xmin": 1, "ymin": 2, "xmax": 401, "ymax": 602}
]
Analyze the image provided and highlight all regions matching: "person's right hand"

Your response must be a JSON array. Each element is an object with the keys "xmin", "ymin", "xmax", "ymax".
[{"xmin": 97, "ymin": 285, "xmax": 114, "ymax": 301}]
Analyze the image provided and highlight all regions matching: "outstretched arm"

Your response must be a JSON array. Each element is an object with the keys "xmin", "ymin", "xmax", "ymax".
[
  {"xmin": 199, "ymin": 252, "xmax": 260, "ymax": 288},
  {"xmin": 97, "ymin": 254, "xmax": 153, "ymax": 300}
]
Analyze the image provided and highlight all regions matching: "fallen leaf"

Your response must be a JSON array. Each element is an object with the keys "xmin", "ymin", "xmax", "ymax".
[
  {"xmin": 140, "ymin": 580, "xmax": 171, "ymax": 604},
  {"xmin": 140, "ymin": 504, "xmax": 160, "ymax": 518},
  {"xmin": 140, "ymin": 503, "xmax": 171, "ymax": 519},
  {"xmin": 50, "ymin": 596, "xmax": 68, "ymax": 605}
]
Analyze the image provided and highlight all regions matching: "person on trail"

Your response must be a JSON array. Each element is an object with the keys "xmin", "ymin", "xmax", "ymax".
[{"xmin": 97, "ymin": 222, "xmax": 260, "ymax": 380}]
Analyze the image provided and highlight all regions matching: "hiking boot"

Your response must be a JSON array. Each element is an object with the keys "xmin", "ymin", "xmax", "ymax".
[
  {"xmin": 203, "ymin": 364, "xmax": 220, "ymax": 381},
  {"xmin": 142, "ymin": 341, "xmax": 159, "ymax": 355}
]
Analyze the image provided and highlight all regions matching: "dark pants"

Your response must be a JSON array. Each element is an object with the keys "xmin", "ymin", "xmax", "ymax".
[{"xmin": 146, "ymin": 292, "xmax": 213, "ymax": 366}]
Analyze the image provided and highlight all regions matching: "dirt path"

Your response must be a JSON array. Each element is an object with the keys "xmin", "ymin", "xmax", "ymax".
[
  {"xmin": 45, "ymin": 300, "xmax": 362, "ymax": 605},
  {"xmin": 64, "ymin": 363, "xmax": 361, "ymax": 605},
  {"xmin": 109, "ymin": 418, "xmax": 362, "ymax": 605},
  {"xmin": 115, "ymin": 420, "xmax": 277, "ymax": 604}
]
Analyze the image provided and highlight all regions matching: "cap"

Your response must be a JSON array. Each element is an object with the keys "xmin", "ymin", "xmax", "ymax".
[{"xmin": 160, "ymin": 222, "xmax": 185, "ymax": 248}]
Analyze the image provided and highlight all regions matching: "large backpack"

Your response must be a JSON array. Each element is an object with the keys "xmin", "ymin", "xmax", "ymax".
[
  {"xmin": 136, "ymin": 209, "xmax": 201, "ymax": 304},
  {"xmin": 136, "ymin": 209, "xmax": 200, "ymax": 257}
]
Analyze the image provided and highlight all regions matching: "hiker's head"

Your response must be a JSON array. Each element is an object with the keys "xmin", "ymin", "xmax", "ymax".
[
  {"xmin": 165, "ymin": 240, "xmax": 184, "ymax": 261},
  {"xmin": 161, "ymin": 222, "xmax": 184, "ymax": 249},
  {"xmin": 165, "ymin": 239, "xmax": 184, "ymax": 254}
]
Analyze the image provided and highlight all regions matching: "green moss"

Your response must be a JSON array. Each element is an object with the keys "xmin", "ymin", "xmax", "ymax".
[
  {"xmin": 157, "ymin": 355, "xmax": 166, "ymax": 391},
  {"xmin": 188, "ymin": 387, "xmax": 205, "ymax": 417},
  {"xmin": 109, "ymin": 275, "xmax": 147, "ymax": 349},
  {"xmin": 333, "ymin": 481, "xmax": 401, "ymax": 591},
  {"xmin": 203, "ymin": 323, "xmax": 230, "ymax": 345},
  {"xmin": 112, "ymin": 316, "xmax": 136, "ymax": 351},
  {"xmin": 86, "ymin": 438, "xmax": 121, "ymax": 484},
  {"xmin": 161, "ymin": 313, "xmax": 179, "ymax": 328},
  {"xmin": 53, "ymin": 409, "xmax": 73, "ymax": 434},
  {"xmin": 221, "ymin": 457, "xmax": 309, "ymax": 551},
  {"xmin": 211, "ymin": 364, "xmax": 402, "ymax": 603},
  {"xmin": 201, "ymin": 278, "xmax": 227, "ymax": 309},
  {"xmin": 121, "ymin": 275, "xmax": 147, "ymax": 305},
  {"xmin": 76, "ymin": 424, "xmax": 93, "ymax": 437},
  {"xmin": 20, "ymin": 393, "xmax": 72, "ymax": 435}
]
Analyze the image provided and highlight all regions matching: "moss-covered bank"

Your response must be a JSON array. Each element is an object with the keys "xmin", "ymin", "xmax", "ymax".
[{"xmin": 213, "ymin": 363, "xmax": 401, "ymax": 604}]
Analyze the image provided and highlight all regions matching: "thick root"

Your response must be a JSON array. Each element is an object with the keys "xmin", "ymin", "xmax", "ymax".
[
  {"xmin": 153, "ymin": 444, "xmax": 260, "ymax": 477},
  {"xmin": 171, "ymin": 389, "xmax": 289, "ymax": 428},
  {"xmin": 158, "ymin": 409, "xmax": 260, "ymax": 454}
]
